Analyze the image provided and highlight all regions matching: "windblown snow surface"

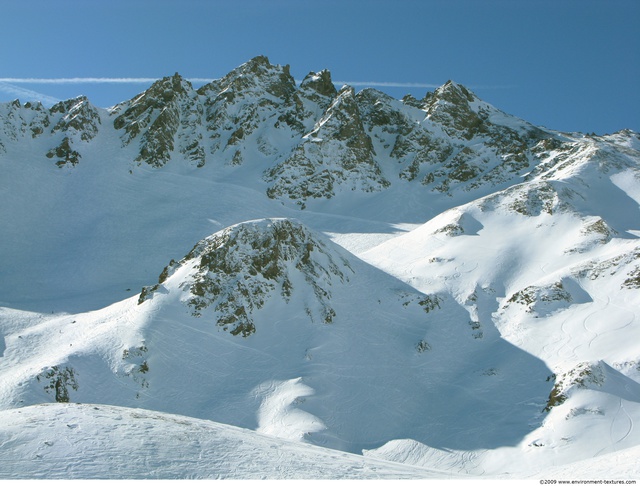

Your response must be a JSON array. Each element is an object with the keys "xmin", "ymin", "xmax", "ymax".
[{"xmin": 0, "ymin": 57, "xmax": 639, "ymax": 479}]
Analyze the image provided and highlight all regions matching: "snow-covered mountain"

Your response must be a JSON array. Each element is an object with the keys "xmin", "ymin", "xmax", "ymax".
[{"xmin": 0, "ymin": 56, "xmax": 638, "ymax": 479}]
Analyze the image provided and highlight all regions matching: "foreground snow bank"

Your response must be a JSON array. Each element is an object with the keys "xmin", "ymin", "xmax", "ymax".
[{"xmin": 0, "ymin": 403, "xmax": 451, "ymax": 480}]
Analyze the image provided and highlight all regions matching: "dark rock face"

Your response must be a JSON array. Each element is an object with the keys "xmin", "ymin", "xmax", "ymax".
[
  {"xmin": 264, "ymin": 86, "xmax": 389, "ymax": 207},
  {"xmin": 140, "ymin": 219, "xmax": 352, "ymax": 337}
]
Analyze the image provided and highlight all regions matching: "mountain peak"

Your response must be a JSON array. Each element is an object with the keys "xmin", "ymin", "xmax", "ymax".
[
  {"xmin": 429, "ymin": 80, "xmax": 478, "ymax": 106},
  {"xmin": 146, "ymin": 72, "xmax": 193, "ymax": 99},
  {"xmin": 140, "ymin": 218, "xmax": 353, "ymax": 336},
  {"xmin": 202, "ymin": 55, "xmax": 297, "ymax": 102},
  {"xmin": 300, "ymin": 69, "xmax": 337, "ymax": 99},
  {"xmin": 49, "ymin": 95, "xmax": 92, "ymax": 113},
  {"xmin": 241, "ymin": 55, "xmax": 280, "ymax": 73}
]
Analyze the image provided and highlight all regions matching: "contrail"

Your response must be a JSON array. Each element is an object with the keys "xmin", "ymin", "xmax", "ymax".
[
  {"xmin": 0, "ymin": 78, "xmax": 512, "ymax": 109},
  {"xmin": 0, "ymin": 77, "xmax": 160, "ymax": 84},
  {"xmin": 0, "ymin": 77, "xmax": 213, "ymax": 84},
  {"xmin": 333, "ymin": 81, "xmax": 442, "ymax": 89},
  {"xmin": 335, "ymin": 81, "xmax": 513, "ymax": 90},
  {"xmin": 0, "ymin": 77, "xmax": 442, "ymax": 89},
  {"xmin": 0, "ymin": 77, "xmax": 512, "ymax": 90}
]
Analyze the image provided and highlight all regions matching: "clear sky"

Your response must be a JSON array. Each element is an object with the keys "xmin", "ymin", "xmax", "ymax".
[{"xmin": 1, "ymin": 0, "xmax": 638, "ymax": 135}]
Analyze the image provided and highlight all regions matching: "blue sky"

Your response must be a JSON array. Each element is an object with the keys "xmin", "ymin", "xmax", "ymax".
[{"xmin": 1, "ymin": 0, "xmax": 638, "ymax": 135}]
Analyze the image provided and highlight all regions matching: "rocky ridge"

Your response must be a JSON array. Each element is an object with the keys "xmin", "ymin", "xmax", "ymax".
[
  {"xmin": 4, "ymin": 55, "xmax": 635, "ymax": 209},
  {"xmin": 139, "ymin": 219, "xmax": 354, "ymax": 336}
]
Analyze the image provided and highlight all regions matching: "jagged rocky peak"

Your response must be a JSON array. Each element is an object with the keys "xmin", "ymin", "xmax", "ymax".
[
  {"xmin": 50, "ymin": 95, "xmax": 91, "ymax": 114},
  {"xmin": 428, "ymin": 80, "xmax": 478, "ymax": 106},
  {"xmin": 194, "ymin": 56, "xmax": 308, "ymax": 165},
  {"xmin": 1, "ymin": 98, "xmax": 48, "ymax": 143},
  {"xmin": 423, "ymin": 80, "xmax": 547, "ymax": 141},
  {"xmin": 139, "ymin": 219, "xmax": 352, "ymax": 336},
  {"xmin": 354, "ymin": 88, "xmax": 457, "ymax": 185},
  {"xmin": 611, "ymin": 128, "xmax": 640, "ymax": 148},
  {"xmin": 401, "ymin": 93, "xmax": 424, "ymax": 109},
  {"xmin": 300, "ymin": 69, "xmax": 338, "ymax": 98},
  {"xmin": 200, "ymin": 55, "xmax": 297, "ymax": 101},
  {"xmin": 316, "ymin": 85, "xmax": 370, "ymax": 143},
  {"xmin": 139, "ymin": 72, "xmax": 193, "ymax": 102},
  {"xmin": 112, "ymin": 72, "xmax": 194, "ymax": 132},
  {"xmin": 405, "ymin": 79, "xmax": 556, "ymax": 190},
  {"xmin": 111, "ymin": 73, "xmax": 201, "ymax": 167},
  {"xmin": 422, "ymin": 80, "xmax": 489, "ymax": 140},
  {"xmin": 0, "ymin": 95, "xmax": 101, "ymax": 148},
  {"xmin": 1, "ymin": 58, "xmax": 632, "ymax": 197},
  {"xmin": 264, "ymin": 85, "xmax": 389, "ymax": 207},
  {"xmin": 2, "ymin": 98, "xmax": 49, "ymax": 114},
  {"xmin": 49, "ymin": 95, "xmax": 101, "ymax": 141},
  {"xmin": 30, "ymin": 96, "xmax": 101, "ymax": 168},
  {"xmin": 356, "ymin": 87, "xmax": 420, "ymax": 135},
  {"xmin": 282, "ymin": 69, "xmax": 337, "ymax": 131}
]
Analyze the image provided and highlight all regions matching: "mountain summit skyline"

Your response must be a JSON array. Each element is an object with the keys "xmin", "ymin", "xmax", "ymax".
[
  {"xmin": 0, "ymin": 56, "xmax": 639, "ymax": 479},
  {"xmin": 2, "ymin": 1, "xmax": 638, "ymax": 137}
]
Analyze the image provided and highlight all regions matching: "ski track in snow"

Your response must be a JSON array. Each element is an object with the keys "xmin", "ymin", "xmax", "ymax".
[{"xmin": 594, "ymin": 399, "xmax": 635, "ymax": 458}]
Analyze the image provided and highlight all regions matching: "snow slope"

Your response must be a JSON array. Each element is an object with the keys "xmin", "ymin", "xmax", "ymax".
[
  {"xmin": 0, "ymin": 403, "xmax": 452, "ymax": 479},
  {"xmin": 1, "ymin": 403, "xmax": 636, "ymax": 480},
  {"xmin": 0, "ymin": 57, "xmax": 639, "ymax": 479},
  {"xmin": 361, "ymin": 138, "xmax": 640, "ymax": 474},
  {"xmin": 0, "ymin": 219, "xmax": 554, "ymax": 456}
]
